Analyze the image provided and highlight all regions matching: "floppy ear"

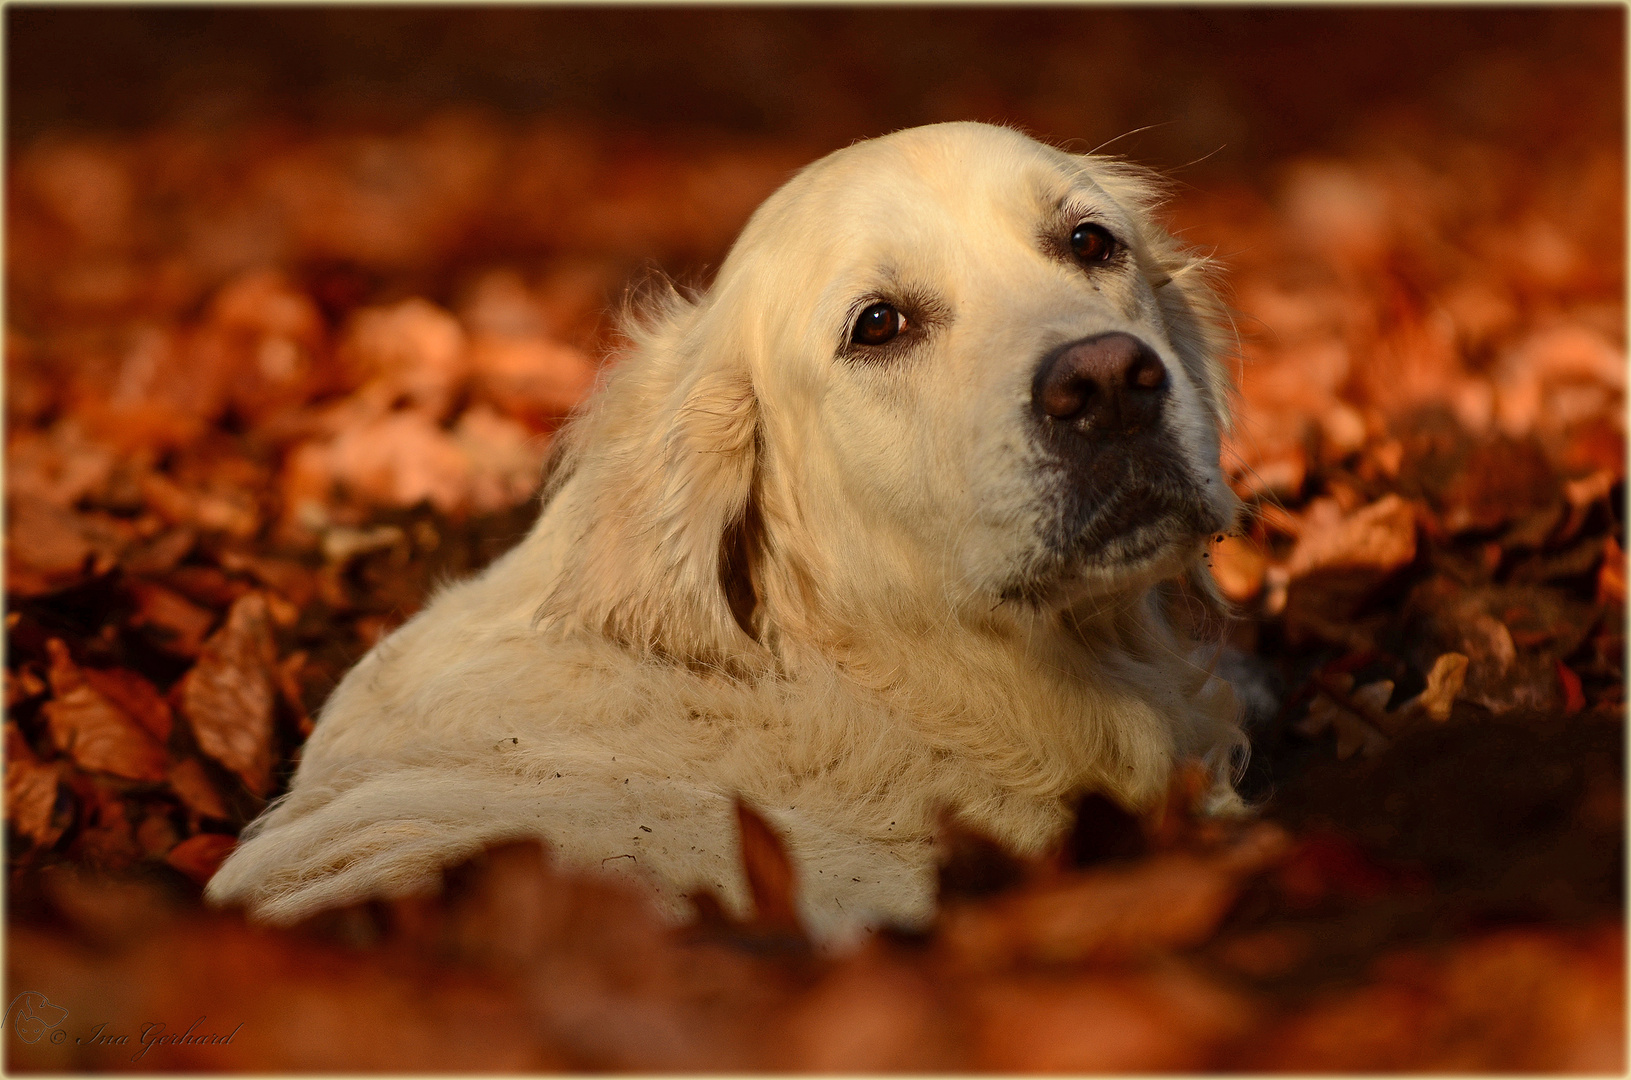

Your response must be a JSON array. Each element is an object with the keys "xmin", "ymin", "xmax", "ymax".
[{"xmin": 540, "ymin": 288, "xmax": 766, "ymax": 668}]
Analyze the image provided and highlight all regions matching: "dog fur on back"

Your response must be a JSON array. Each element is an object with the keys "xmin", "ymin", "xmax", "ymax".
[{"xmin": 208, "ymin": 122, "xmax": 1246, "ymax": 942}]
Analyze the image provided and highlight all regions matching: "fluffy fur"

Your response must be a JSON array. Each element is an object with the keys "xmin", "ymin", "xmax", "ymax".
[{"xmin": 208, "ymin": 122, "xmax": 1246, "ymax": 941}]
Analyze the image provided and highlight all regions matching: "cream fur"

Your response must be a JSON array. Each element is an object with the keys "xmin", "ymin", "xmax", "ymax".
[{"xmin": 208, "ymin": 122, "xmax": 1246, "ymax": 942}]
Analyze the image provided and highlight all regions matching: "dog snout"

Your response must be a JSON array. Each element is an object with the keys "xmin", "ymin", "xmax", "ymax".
[{"xmin": 1032, "ymin": 332, "xmax": 1169, "ymax": 435}]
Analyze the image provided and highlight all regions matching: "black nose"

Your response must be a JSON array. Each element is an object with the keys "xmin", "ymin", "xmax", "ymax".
[{"xmin": 1032, "ymin": 332, "xmax": 1169, "ymax": 435}]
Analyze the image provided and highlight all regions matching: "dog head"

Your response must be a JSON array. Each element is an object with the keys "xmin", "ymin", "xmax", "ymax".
[{"xmin": 543, "ymin": 122, "xmax": 1238, "ymax": 663}]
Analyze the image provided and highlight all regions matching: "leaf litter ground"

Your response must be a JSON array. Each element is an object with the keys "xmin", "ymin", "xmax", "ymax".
[{"xmin": 5, "ymin": 70, "xmax": 1624, "ymax": 1075}]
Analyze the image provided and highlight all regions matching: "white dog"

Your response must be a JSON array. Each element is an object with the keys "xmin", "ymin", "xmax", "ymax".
[{"xmin": 208, "ymin": 122, "xmax": 1246, "ymax": 941}]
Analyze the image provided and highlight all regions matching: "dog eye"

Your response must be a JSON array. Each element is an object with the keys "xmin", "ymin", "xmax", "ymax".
[
  {"xmin": 1069, "ymin": 222, "xmax": 1118, "ymax": 264},
  {"xmin": 851, "ymin": 302, "xmax": 905, "ymax": 346}
]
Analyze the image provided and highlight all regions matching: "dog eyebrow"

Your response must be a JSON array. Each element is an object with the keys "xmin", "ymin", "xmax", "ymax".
[{"xmin": 1054, "ymin": 195, "xmax": 1115, "ymax": 228}]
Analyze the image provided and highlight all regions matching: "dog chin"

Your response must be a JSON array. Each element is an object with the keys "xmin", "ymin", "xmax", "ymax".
[{"xmin": 1001, "ymin": 503, "xmax": 1219, "ymax": 608}]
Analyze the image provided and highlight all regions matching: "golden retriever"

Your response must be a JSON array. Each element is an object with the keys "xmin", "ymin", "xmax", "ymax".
[{"xmin": 208, "ymin": 122, "xmax": 1246, "ymax": 941}]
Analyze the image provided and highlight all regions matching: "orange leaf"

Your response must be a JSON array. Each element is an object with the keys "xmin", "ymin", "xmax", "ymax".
[
  {"xmin": 1598, "ymin": 535, "xmax": 1625, "ymax": 605},
  {"xmin": 40, "ymin": 640, "xmax": 168, "ymax": 782},
  {"xmin": 179, "ymin": 594, "xmax": 277, "ymax": 796},
  {"xmin": 4, "ymin": 724, "xmax": 64, "ymax": 847},
  {"xmin": 734, "ymin": 799, "xmax": 803, "ymax": 935},
  {"xmin": 1555, "ymin": 659, "xmax": 1586, "ymax": 716},
  {"xmin": 165, "ymin": 833, "xmax": 238, "ymax": 885},
  {"xmin": 167, "ymin": 756, "xmax": 231, "ymax": 821},
  {"xmin": 80, "ymin": 667, "xmax": 173, "ymax": 742}
]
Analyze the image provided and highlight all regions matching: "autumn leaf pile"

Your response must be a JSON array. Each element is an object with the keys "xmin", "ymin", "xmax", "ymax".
[{"xmin": 6, "ymin": 104, "xmax": 1624, "ymax": 1070}]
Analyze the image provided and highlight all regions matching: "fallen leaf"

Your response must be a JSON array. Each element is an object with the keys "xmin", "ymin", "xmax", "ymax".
[
  {"xmin": 1408, "ymin": 579, "xmax": 1597, "ymax": 713},
  {"xmin": 79, "ymin": 667, "xmax": 173, "ymax": 741},
  {"xmin": 1295, "ymin": 690, "xmax": 1391, "ymax": 759},
  {"xmin": 1599, "ymin": 535, "xmax": 1625, "ymax": 605},
  {"xmin": 136, "ymin": 808, "xmax": 181, "ymax": 857},
  {"xmin": 1275, "ymin": 831, "xmax": 1402, "ymax": 907},
  {"xmin": 1403, "ymin": 652, "xmax": 1469, "ymax": 723},
  {"xmin": 1286, "ymin": 494, "xmax": 1418, "ymax": 579},
  {"xmin": 5, "ymin": 496, "xmax": 95, "ymax": 593},
  {"xmin": 773, "ymin": 951, "xmax": 957, "ymax": 1071},
  {"xmin": 127, "ymin": 579, "xmax": 217, "ymax": 656},
  {"xmin": 179, "ymin": 593, "xmax": 277, "ymax": 795},
  {"xmin": 121, "ymin": 526, "xmax": 197, "ymax": 575},
  {"xmin": 967, "ymin": 963, "xmax": 1257, "ymax": 1071},
  {"xmin": 1555, "ymin": 660, "xmax": 1586, "ymax": 716},
  {"xmin": 167, "ymin": 756, "xmax": 231, "ymax": 821},
  {"xmin": 1253, "ymin": 926, "xmax": 1625, "ymax": 1071},
  {"xmin": 940, "ymin": 823, "xmax": 1289, "ymax": 970},
  {"xmin": 340, "ymin": 298, "xmax": 468, "ymax": 417},
  {"xmin": 937, "ymin": 813, "xmax": 1031, "ymax": 900},
  {"xmin": 164, "ymin": 833, "xmax": 238, "ymax": 884},
  {"xmin": 1208, "ymin": 535, "xmax": 1267, "ymax": 603},
  {"xmin": 319, "ymin": 411, "xmax": 475, "ymax": 512},
  {"xmin": 468, "ymin": 333, "xmax": 596, "ymax": 424},
  {"xmin": 734, "ymin": 799, "xmax": 804, "ymax": 937},
  {"xmin": 68, "ymin": 788, "xmax": 142, "ymax": 869},
  {"xmin": 40, "ymin": 640, "xmax": 168, "ymax": 782},
  {"xmin": 5, "ymin": 724, "xmax": 65, "ymax": 847},
  {"xmin": 276, "ymin": 651, "xmax": 313, "ymax": 736}
]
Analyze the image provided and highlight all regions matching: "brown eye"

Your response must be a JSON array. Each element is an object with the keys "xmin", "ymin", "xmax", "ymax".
[
  {"xmin": 1070, "ymin": 222, "xmax": 1117, "ymax": 263},
  {"xmin": 851, "ymin": 302, "xmax": 904, "ymax": 346}
]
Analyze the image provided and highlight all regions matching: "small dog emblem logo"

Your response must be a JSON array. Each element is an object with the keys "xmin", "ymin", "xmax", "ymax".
[{"xmin": 6, "ymin": 992, "xmax": 68, "ymax": 1044}]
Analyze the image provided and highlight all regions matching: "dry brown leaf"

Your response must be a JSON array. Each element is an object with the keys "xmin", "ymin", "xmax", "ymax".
[
  {"xmin": 1401, "ymin": 652, "xmax": 1470, "ymax": 723},
  {"xmin": 40, "ymin": 640, "xmax": 168, "ymax": 782},
  {"xmin": 773, "ymin": 951, "xmax": 957, "ymax": 1071},
  {"xmin": 1556, "ymin": 659, "xmax": 1587, "ymax": 716},
  {"xmin": 1436, "ymin": 437, "xmax": 1559, "ymax": 534},
  {"xmin": 451, "ymin": 406, "xmax": 550, "ymax": 513},
  {"xmin": 967, "ymin": 963, "xmax": 1257, "ymax": 1071},
  {"xmin": 1208, "ymin": 534, "xmax": 1267, "ymax": 603},
  {"xmin": 69, "ymin": 792, "xmax": 143, "ymax": 868},
  {"xmin": 319, "ymin": 411, "xmax": 474, "ymax": 512},
  {"xmin": 1286, "ymin": 494, "xmax": 1418, "ymax": 579},
  {"xmin": 179, "ymin": 593, "xmax": 277, "ymax": 795},
  {"xmin": 940, "ymin": 823, "xmax": 1289, "ymax": 970},
  {"xmin": 4, "ymin": 423, "xmax": 118, "ymax": 508},
  {"xmin": 167, "ymin": 755, "xmax": 231, "ymax": 821},
  {"xmin": 5, "ymin": 665, "xmax": 48, "ymax": 708},
  {"xmin": 216, "ymin": 549, "xmax": 318, "ymax": 608},
  {"xmin": 275, "ymin": 651, "xmax": 313, "ymax": 736},
  {"xmin": 1599, "ymin": 534, "xmax": 1625, "ymax": 605},
  {"xmin": 5, "ymin": 723, "xmax": 65, "ymax": 847},
  {"xmin": 165, "ymin": 832, "xmax": 238, "ymax": 885},
  {"xmin": 138, "ymin": 469, "xmax": 261, "ymax": 538},
  {"xmin": 6, "ymin": 495, "xmax": 95, "ymax": 589},
  {"xmin": 80, "ymin": 666, "xmax": 173, "ymax": 742},
  {"xmin": 734, "ymin": 799, "xmax": 803, "ymax": 935},
  {"xmin": 127, "ymin": 578, "xmax": 217, "ymax": 656},
  {"xmin": 1254, "ymin": 926, "xmax": 1624, "ymax": 1071},
  {"xmin": 340, "ymin": 298, "xmax": 468, "ymax": 416},
  {"xmin": 1403, "ymin": 580, "xmax": 1587, "ymax": 715},
  {"xmin": 468, "ymin": 333, "xmax": 596, "ymax": 423},
  {"xmin": 136, "ymin": 808, "xmax": 181, "ymax": 857},
  {"xmin": 1295, "ymin": 683, "xmax": 1391, "ymax": 760},
  {"xmin": 122, "ymin": 526, "xmax": 197, "ymax": 575}
]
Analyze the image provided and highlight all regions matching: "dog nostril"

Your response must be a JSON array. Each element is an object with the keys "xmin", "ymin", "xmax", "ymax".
[
  {"xmin": 1034, "ymin": 332, "xmax": 1169, "ymax": 431},
  {"xmin": 1128, "ymin": 352, "xmax": 1168, "ymax": 392},
  {"xmin": 1039, "ymin": 374, "xmax": 1096, "ymax": 420}
]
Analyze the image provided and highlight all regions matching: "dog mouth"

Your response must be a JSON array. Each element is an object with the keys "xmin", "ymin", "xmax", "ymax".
[
  {"xmin": 1066, "ymin": 481, "xmax": 1219, "ymax": 560},
  {"xmin": 998, "ymin": 449, "xmax": 1228, "ymax": 604}
]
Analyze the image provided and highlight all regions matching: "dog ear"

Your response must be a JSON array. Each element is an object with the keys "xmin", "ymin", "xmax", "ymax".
[{"xmin": 539, "ymin": 288, "xmax": 766, "ymax": 668}]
